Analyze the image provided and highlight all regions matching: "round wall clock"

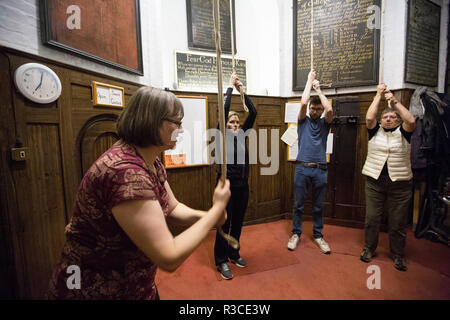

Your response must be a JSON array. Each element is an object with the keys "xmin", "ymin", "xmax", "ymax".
[{"xmin": 14, "ymin": 63, "xmax": 62, "ymax": 104}]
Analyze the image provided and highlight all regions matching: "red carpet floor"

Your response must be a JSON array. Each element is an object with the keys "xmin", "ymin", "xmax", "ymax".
[{"xmin": 156, "ymin": 219, "xmax": 450, "ymax": 300}]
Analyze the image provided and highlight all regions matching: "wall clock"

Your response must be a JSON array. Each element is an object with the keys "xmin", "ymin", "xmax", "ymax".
[{"xmin": 14, "ymin": 63, "xmax": 62, "ymax": 104}]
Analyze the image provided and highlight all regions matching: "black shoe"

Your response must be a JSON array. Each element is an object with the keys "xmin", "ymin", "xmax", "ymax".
[
  {"xmin": 217, "ymin": 262, "xmax": 233, "ymax": 279},
  {"xmin": 393, "ymin": 256, "xmax": 407, "ymax": 271},
  {"xmin": 360, "ymin": 247, "xmax": 374, "ymax": 263},
  {"xmin": 230, "ymin": 257, "xmax": 247, "ymax": 268}
]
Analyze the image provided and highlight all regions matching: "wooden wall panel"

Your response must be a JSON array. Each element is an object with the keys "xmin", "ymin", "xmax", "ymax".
[
  {"xmin": 0, "ymin": 50, "xmax": 18, "ymax": 298},
  {"xmin": 12, "ymin": 124, "xmax": 67, "ymax": 298},
  {"xmin": 0, "ymin": 48, "xmax": 141, "ymax": 298}
]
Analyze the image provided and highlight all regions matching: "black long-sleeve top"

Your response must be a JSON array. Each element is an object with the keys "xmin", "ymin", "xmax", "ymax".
[{"xmin": 219, "ymin": 87, "xmax": 257, "ymax": 186}]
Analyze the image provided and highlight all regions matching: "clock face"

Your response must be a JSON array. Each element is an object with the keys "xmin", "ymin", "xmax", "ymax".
[{"xmin": 14, "ymin": 63, "xmax": 62, "ymax": 104}]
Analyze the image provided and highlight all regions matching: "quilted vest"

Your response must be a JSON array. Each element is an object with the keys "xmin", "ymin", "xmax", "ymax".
[{"xmin": 362, "ymin": 126, "xmax": 412, "ymax": 181}]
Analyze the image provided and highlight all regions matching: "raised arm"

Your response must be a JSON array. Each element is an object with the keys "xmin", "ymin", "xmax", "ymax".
[
  {"xmin": 235, "ymin": 80, "xmax": 257, "ymax": 130},
  {"xmin": 224, "ymin": 72, "xmax": 238, "ymax": 121},
  {"xmin": 384, "ymin": 90, "xmax": 416, "ymax": 132},
  {"xmin": 312, "ymin": 80, "xmax": 333, "ymax": 124},
  {"xmin": 366, "ymin": 83, "xmax": 386, "ymax": 129},
  {"xmin": 299, "ymin": 69, "xmax": 316, "ymax": 121}
]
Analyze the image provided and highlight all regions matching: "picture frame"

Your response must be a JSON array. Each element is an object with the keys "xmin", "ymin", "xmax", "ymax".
[
  {"xmin": 186, "ymin": 0, "xmax": 236, "ymax": 54},
  {"xmin": 40, "ymin": 0, "xmax": 144, "ymax": 75},
  {"xmin": 292, "ymin": 0, "xmax": 380, "ymax": 90},
  {"xmin": 92, "ymin": 81, "xmax": 125, "ymax": 109},
  {"xmin": 404, "ymin": 0, "xmax": 441, "ymax": 87},
  {"xmin": 175, "ymin": 50, "xmax": 247, "ymax": 92}
]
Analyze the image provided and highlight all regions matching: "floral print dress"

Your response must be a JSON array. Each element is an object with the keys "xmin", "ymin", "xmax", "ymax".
[{"xmin": 48, "ymin": 141, "xmax": 169, "ymax": 299}]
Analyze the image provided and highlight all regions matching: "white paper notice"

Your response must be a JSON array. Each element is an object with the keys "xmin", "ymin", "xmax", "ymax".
[
  {"xmin": 326, "ymin": 133, "xmax": 333, "ymax": 154},
  {"xmin": 289, "ymin": 142, "xmax": 299, "ymax": 160},
  {"xmin": 281, "ymin": 124, "xmax": 298, "ymax": 146},
  {"xmin": 285, "ymin": 102, "xmax": 301, "ymax": 123}
]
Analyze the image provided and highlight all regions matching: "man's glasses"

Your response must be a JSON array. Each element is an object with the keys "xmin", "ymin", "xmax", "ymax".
[
  {"xmin": 382, "ymin": 115, "xmax": 398, "ymax": 120},
  {"xmin": 164, "ymin": 118, "xmax": 183, "ymax": 128}
]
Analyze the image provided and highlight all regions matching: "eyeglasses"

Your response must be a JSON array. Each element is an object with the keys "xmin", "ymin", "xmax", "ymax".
[
  {"xmin": 382, "ymin": 115, "xmax": 398, "ymax": 120},
  {"xmin": 164, "ymin": 118, "xmax": 183, "ymax": 128}
]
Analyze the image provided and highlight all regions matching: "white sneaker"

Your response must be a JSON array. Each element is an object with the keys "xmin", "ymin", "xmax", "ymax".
[
  {"xmin": 314, "ymin": 237, "xmax": 331, "ymax": 254},
  {"xmin": 287, "ymin": 234, "xmax": 300, "ymax": 251}
]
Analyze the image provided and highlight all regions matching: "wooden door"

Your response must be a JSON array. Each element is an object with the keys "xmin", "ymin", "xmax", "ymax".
[
  {"xmin": 326, "ymin": 97, "xmax": 364, "ymax": 226},
  {"xmin": 78, "ymin": 115, "xmax": 119, "ymax": 175},
  {"xmin": 247, "ymin": 98, "xmax": 285, "ymax": 224}
]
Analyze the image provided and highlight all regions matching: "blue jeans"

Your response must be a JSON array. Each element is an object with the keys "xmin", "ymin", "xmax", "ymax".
[{"xmin": 292, "ymin": 164, "xmax": 328, "ymax": 239}]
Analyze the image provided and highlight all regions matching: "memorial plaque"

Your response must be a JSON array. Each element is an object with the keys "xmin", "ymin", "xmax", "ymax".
[
  {"xmin": 176, "ymin": 51, "xmax": 247, "ymax": 91},
  {"xmin": 405, "ymin": 0, "xmax": 441, "ymax": 87},
  {"xmin": 293, "ymin": 0, "xmax": 380, "ymax": 90},
  {"xmin": 186, "ymin": 0, "xmax": 236, "ymax": 54}
]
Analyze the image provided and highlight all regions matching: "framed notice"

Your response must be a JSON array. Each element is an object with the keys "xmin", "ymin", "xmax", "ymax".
[
  {"xmin": 293, "ymin": 0, "xmax": 380, "ymax": 90},
  {"xmin": 175, "ymin": 51, "xmax": 247, "ymax": 91},
  {"xmin": 164, "ymin": 96, "xmax": 209, "ymax": 169},
  {"xmin": 186, "ymin": 0, "xmax": 236, "ymax": 54},
  {"xmin": 40, "ymin": 0, "xmax": 143, "ymax": 75},
  {"xmin": 92, "ymin": 82, "xmax": 125, "ymax": 108},
  {"xmin": 405, "ymin": 0, "xmax": 441, "ymax": 87}
]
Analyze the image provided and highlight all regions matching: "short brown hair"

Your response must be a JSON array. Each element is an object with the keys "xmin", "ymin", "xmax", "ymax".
[
  {"xmin": 309, "ymin": 96, "xmax": 322, "ymax": 107},
  {"xmin": 117, "ymin": 87, "xmax": 183, "ymax": 147}
]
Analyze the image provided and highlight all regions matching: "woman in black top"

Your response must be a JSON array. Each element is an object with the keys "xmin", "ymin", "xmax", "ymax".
[{"xmin": 215, "ymin": 72, "xmax": 257, "ymax": 280}]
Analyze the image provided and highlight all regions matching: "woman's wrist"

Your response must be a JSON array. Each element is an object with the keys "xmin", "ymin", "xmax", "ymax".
[{"xmin": 210, "ymin": 201, "xmax": 223, "ymax": 213}]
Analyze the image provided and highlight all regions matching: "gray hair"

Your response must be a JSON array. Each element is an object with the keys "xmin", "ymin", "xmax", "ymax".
[{"xmin": 381, "ymin": 108, "xmax": 400, "ymax": 119}]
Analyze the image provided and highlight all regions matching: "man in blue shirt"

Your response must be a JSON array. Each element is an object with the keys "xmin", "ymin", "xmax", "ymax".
[{"xmin": 287, "ymin": 69, "xmax": 333, "ymax": 253}]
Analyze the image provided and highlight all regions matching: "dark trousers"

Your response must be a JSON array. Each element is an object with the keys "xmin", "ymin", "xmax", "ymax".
[
  {"xmin": 364, "ymin": 175, "xmax": 412, "ymax": 257},
  {"xmin": 214, "ymin": 183, "xmax": 249, "ymax": 265}
]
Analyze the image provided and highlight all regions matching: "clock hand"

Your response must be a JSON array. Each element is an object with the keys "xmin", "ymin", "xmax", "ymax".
[{"xmin": 34, "ymin": 71, "xmax": 44, "ymax": 92}]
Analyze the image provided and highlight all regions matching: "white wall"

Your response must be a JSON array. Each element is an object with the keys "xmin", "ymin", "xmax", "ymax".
[{"xmin": 0, "ymin": 0, "xmax": 448, "ymax": 96}]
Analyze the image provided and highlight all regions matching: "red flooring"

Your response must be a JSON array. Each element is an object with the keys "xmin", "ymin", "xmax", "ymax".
[{"xmin": 156, "ymin": 219, "xmax": 450, "ymax": 300}]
